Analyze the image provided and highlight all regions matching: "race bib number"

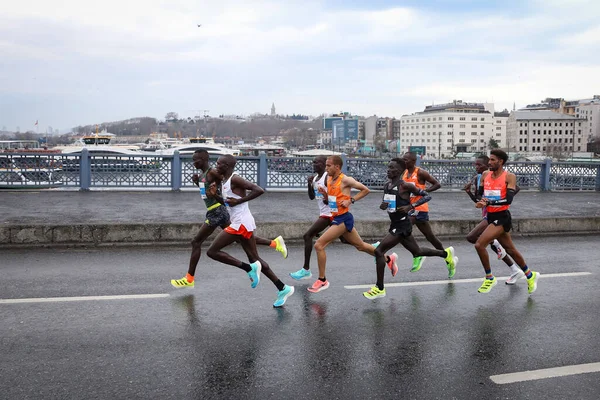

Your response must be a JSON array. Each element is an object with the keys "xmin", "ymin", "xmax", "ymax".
[
  {"xmin": 199, "ymin": 182, "xmax": 207, "ymax": 199},
  {"xmin": 328, "ymin": 195, "xmax": 338, "ymax": 213},
  {"xmin": 384, "ymin": 193, "xmax": 396, "ymax": 213},
  {"xmin": 313, "ymin": 183, "xmax": 323, "ymax": 199},
  {"xmin": 484, "ymin": 189, "xmax": 501, "ymax": 201}
]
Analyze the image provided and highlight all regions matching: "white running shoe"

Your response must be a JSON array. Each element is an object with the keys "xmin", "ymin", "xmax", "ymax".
[{"xmin": 505, "ymin": 270, "xmax": 525, "ymax": 285}]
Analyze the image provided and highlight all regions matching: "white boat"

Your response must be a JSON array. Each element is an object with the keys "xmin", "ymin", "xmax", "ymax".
[
  {"xmin": 54, "ymin": 132, "xmax": 142, "ymax": 154},
  {"xmin": 0, "ymin": 140, "xmax": 63, "ymax": 188},
  {"xmin": 156, "ymin": 137, "xmax": 240, "ymax": 157}
]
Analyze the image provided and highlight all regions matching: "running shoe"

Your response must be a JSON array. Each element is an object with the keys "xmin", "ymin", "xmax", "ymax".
[
  {"xmin": 363, "ymin": 286, "xmax": 386, "ymax": 300},
  {"xmin": 478, "ymin": 277, "xmax": 497, "ymax": 293},
  {"xmin": 411, "ymin": 256, "xmax": 426, "ymax": 273},
  {"xmin": 290, "ymin": 268, "xmax": 312, "ymax": 280},
  {"xmin": 248, "ymin": 261, "xmax": 262, "ymax": 288},
  {"xmin": 505, "ymin": 269, "xmax": 524, "ymax": 285},
  {"xmin": 308, "ymin": 279, "xmax": 330, "ymax": 293},
  {"xmin": 527, "ymin": 271, "xmax": 539, "ymax": 294},
  {"xmin": 387, "ymin": 253, "xmax": 398, "ymax": 277},
  {"xmin": 444, "ymin": 247, "xmax": 457, "ymax": 278},
  {"xmin": 170, "ymin": 277, "xmax": 194, "ymax": 288},
  {"xmin": 274, "ymin": 236, "xmax": 288, "ymax": 259},
  {"xmin": 273, "ymin": 285, "xmax": 295, "ymax": 307}
]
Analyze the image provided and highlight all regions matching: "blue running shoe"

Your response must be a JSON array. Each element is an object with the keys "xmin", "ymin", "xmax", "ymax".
[
  {"xmin": 290, "ymin": 268, "xmax": 312, "ymax": 280},
  {"xmin": 248, "ymin": 261, "xmax": 262, "ymax": 288},
  {"xmin": 273, "ymin": 285, "xmax": 295, "ymax": 307}
]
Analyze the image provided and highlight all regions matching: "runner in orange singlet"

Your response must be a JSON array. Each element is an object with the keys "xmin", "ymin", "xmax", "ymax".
[
  {"xmin": 474, "ymin": 149, "xmax": 539, "ymax": 294},
  {"xmin": 308, "ymin": 155, "xmax": 397, "ymax": 293},
  {"xmin": 402, "ymin": 152, "xmax": 456, "ymax": 278}
]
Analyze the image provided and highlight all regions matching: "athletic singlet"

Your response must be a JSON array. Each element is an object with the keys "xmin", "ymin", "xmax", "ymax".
[
  {"xmin": 327, "ymin": 173, "xmax": 350, "ymax": 217},
  {"xmin": 312, "ymin": 173, "xmax": 331, "ymax": 217},
  {"xmin": 198, "ymin": 168, "xmax": 221, "ymax": 210},
  {"xmin": 383, "ymin": 181, "xmax": 412, "ymax": 222},
  {"xmin": 483, "ymin": 170, "xmax": 509, "ymax": 213},
  {"xmin": 222, "ymin": 172, "xmax": 256, "ymax": 231},
  {"xmin": 402, "ymin": 167, "xmax": 429, "ymax": 212}
]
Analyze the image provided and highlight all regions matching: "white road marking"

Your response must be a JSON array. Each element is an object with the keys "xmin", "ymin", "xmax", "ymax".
[
  {"xmin": 344, "ymin": 272, "xmax": 591, "ymax": 290},
  {"xmin": 490, "ymin": 362, "xmax": 600, "ymax": 384},
  {"xmin": 0, "ymin": 293, "xmax": 170, "ymax": 304}
]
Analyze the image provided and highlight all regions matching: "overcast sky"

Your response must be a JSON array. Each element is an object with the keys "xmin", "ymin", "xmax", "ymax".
[{"xmin": 1, "ymin": 0, "xmax": 600, "ymax": 132}]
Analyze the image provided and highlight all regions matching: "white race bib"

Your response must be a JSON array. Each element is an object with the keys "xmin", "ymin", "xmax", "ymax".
[
  {"xmin": 484, "ymin": 189, "xmax": 501, "ymax": 201},
  {"xmin": 328, "ymin": 195, "xmax": 338, "ymax": 213},
  {"xmin": 384, "ymin": 193, "xmax": 396, "ymax": 213},
  {"xmin": 199, "ymin": 182, "xmax": 207, "ymax": 199}
]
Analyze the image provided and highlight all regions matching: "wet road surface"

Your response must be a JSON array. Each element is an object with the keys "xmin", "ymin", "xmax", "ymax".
[{"xmin": 1, "ymin": 236, "xmax": 599, "ymax": 399}]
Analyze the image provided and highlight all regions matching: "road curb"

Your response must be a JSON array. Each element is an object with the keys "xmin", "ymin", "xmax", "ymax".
[{"xmin": 1, "ymin": 217, "xmax": 599, "ymax": 248}]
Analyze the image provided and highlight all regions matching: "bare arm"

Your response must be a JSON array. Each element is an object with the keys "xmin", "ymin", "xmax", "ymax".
[
  {"xmin": 419, "ymin": 169, "xmax": 441, "ymax": 192},
  {"xmin": 226, "ymin": 175, "xmax": 264, "ymax": 206},
  {"xmin": 307, "ymin": 175, "xmax": 315, "ymax": 200},
  {"xmin": 464, "ymin": 174, "xmax": 478, "ymax": 203}
]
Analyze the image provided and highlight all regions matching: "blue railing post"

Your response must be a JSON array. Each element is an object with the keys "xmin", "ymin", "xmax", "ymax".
[
  {"xmin": 171, "ymin": 151, "xmax": 182, "ymax": 191},
  {"xmin": 341, "ymin": 154, "xmax": 348, "ymax": 174},
  {"xmin": 541, "ymin": 159, "xmax": 551, "ymax": 191},
  {"xmin": 79, "ymin": 148, "xmax": 91, "ymax": 191},
  {"xmin": 258, "ymin": 153, "xmax": 267, "ymax": 189},
  {"xmin": 596, "ymin": 165, "xmax": 600, "ymax": 192}
]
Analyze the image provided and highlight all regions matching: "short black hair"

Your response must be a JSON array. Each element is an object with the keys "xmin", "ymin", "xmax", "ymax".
[
  {"xmin": 390, "ymin": 157, "xmax": 406, "ymax": 168},
  {"xmin": 194, "ymin": 149, "xmax": 209, "ymax": 156},
  {"xmin": 477, "ymin": 155, "xmax": 489, "ymax": 165},
  {"xmin": 490, "ymin": 149, "xmax": 508, "ymax": 165}
]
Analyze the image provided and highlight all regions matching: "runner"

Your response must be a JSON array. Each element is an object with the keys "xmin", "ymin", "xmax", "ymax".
[
  {"xmin": 464, "ymin": 155, "xmax": 524, "ymax": 285},
  {"xmin": 289, "ymin": 156, "xmax": 331, "ymax": 281},
  {"xmin": 309, "ymin": 155, "xmax": 396, "ymax": 293},
  {"xmin": 363, "ymin": 158, "xmax": 457, "ymax": 299},
  {"xmin": 474, "ymin": 149, "xmax": 539, "ymax": 294},
  {"xmin": 206, "ymin": 155, "xmax": 295, "ymax": 307},
  {"xmin": 402, "ymin": 152, "xmax": 455, "ymax": 277},
  {"xmin": 170, "ymin": 150, "xmax": 287, "ymax": 289}
]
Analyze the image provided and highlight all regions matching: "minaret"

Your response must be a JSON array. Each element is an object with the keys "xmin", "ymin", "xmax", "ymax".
[{"xmin": 271, "ymin": 102, "xmax": 276, "ymax": 117}]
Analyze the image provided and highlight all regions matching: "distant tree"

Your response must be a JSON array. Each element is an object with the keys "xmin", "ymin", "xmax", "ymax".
[
  {"xmin": 488, "ymin": 138, "xmax": 500, "ymax": 149},
  {"xmin": 165, "ymin": 112, "xmax": 179, "ymax": 122}
]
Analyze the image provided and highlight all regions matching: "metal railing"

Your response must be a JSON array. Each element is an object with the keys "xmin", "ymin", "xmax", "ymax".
[{"xmin": 1, "ymin": 150, "xmax": 599, "ymax": 191}]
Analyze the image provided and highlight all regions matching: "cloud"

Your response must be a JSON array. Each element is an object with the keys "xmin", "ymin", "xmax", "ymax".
[{"xmin": 1, "ymin": 0, "xmax": 599, "ymax": 130}]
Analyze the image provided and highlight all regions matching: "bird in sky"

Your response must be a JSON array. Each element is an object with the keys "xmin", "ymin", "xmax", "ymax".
[{"xmin": 197, "ymin": 24, "xmax": 202, "ymax": 27}]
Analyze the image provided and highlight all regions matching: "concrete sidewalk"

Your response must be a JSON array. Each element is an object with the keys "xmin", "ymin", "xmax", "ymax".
[{"xmin": 1, "ymin": 190, "xmax": 599, "ymax": 247}]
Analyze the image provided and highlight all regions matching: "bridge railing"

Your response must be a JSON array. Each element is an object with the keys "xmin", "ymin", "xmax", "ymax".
[{"xmin": 1, "ymin": 150, "xmax": 599, "ymax": 191}]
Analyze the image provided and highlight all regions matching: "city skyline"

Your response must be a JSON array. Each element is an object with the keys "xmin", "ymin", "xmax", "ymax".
[{"xmin": 1, "ymin": 0, "xmax": 600, "ymax": 132}]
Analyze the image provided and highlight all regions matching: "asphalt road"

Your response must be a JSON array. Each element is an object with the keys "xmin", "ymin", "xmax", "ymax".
[{"xmin": 1, "ymin": 236, "xmax": 599, "ymax": 399}]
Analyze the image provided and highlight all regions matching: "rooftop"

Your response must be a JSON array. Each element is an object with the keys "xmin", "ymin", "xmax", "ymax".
[{"xmin": 513, "ymin": 110, "xmax": 585, "ymax": 120}]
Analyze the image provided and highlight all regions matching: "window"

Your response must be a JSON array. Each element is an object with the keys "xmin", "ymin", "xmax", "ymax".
[
  {"xmin": 481, "ymin": 118, "xmax": 485, "ymax": 121},
  {"xmin": 471, "ymin": 117, "xmax": 477, "ymax": 121},
  {"xmin": 448, "ymin": 117, "xmax": 454, "ymax": 121},
  {"xmin": 471, "ymin": 139, "xmax": 477, "ymax": 143},
  {"xmin": 460, "ymin": 124, "xmax": 465, "ymax": 128},
  {"xmin": 447, "ymin": 139, "xmax": 452, "ymax": 143},
  {"xmin": 459, "ymin": 117, "xmax": 465, "ymax": 121},
  {"xmin": 459, "ymin": 132, "xmax": 466, "ymax": 136},
  {"xmin": 496, "ymin": 133, "xmax": 501, "ymax": 137},
  {"xmin": 471, "ymin": 124, "xmax": 477, "ymax": 128},
  {"xmin": 448, "ymin": 124, "xmax": 453, "ymax": 128},
  {"xmin": 496, "ymin": 127, "xmax": 501, "ymax": 130}
]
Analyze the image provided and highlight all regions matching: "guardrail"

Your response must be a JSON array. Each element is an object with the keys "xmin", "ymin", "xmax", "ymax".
[{"xmin": 1, "ymin": 150, "xmax": 599, "ymax": 191}]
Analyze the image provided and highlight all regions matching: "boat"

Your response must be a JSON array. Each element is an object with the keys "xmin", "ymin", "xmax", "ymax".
[
  {"xmin": 156, "ymin": 136, "xmax": 240, "ymax": 157},
  {"xmin": 0, "ymin": 140, "xmax": 63, "ymax": 188}
]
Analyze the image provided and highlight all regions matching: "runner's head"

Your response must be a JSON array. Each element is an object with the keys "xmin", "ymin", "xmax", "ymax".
[
  {"xmin": 489, "ymin": 149, "xmax": 508, "ymax": 171},
  {"xmin": 313, "ymin": 156, "xmax": 327, "ymax": 174},
  {"xmin": 326, "ymin": 155, "xmax": 343, "ymax": 177},
  {"xmin": 388, "ymin": 158, "xmax": 405, "ymax": 179},
  {"xmin": 192, "ymin": 149, "xmax": 210, "ymax": 171},
  {"xmin": 475, "ymin": 155, "xmax": 489, "ymax": 174},
  {"xmin": 216, "ymin": 154, "xmax": 237, "ymax": 176},
  {"xmin": 402, "ymin": 152, "xmax": 417, "ymax": 169}
]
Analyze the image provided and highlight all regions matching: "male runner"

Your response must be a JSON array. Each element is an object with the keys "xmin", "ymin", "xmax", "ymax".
[
  {"xmin": 206, "ymin": 155, "xmax": 295, "ymax": 307},
  {"xmin": 363, "ymin": 158, "xmax": 457, "ymax": 299},
  {"xmin": 474, "ymin": 149, "xmax": 539, "ymax": 294},
  {"xmin": 402, "ymin": 152, "xmax": 455, "ymax": 277},
  {"xmin": 309, "ymin": 155, "xmax": 396, "ymax": 293},
  {"xmin": 170, "ymin": 150, "xmax": 287, "ymax": 288},
  {"xmin": 289, "ymin": 156, "xmax": 331, "ymax": 280},
  {"xmin": 464, "ymin": 155, "xmax": 524, "ymax": 285}
]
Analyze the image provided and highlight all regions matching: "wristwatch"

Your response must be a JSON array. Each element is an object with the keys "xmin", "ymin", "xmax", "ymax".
[{"xmin": 350, "ymin": 197, "xmax": 355, "ymax": 204}]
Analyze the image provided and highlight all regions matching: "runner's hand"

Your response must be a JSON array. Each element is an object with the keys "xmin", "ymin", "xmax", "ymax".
[
  {"xmin": 206, "ymin": 182, "xmax": 217, "ymax": 197},
  {"xmin": 226, "ymin": 197, "xmax": 241, "ymax": 206},
  {"xmin": 463, "ymin": 182, "xmax": 471, "ymax": 192},
  {"xmin": 317, "ymin": 185, "xmax": 327, "ymax": 196},
  {"xmin": 476, "ymin": 198, "xmax": 487, "ymax": 209},
  {"xmin": 380, "ymin": 202, "xmax": 388, "ymax": 210},
  {"xmin": 191, "ymin": 174, "xmax": 199, "ymax": 186},
  {"xmin": 340, "ymin": 199, "xmax": 351, "ymax": 208},
  {"xmin": 398, "ymin": 205, "xmax": 412, "ymax": 213}
]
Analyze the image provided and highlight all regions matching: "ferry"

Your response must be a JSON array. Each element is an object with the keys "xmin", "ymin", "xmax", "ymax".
[{"xmin": 0, "ymin": 140, "xmax": 63, "ymax": 188}]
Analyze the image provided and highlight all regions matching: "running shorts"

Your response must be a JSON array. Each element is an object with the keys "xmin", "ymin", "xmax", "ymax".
[
  {"xmin": 224, "ymin": 224, "xmax": 253, "ymax": 239},
  {"xmin": 487, "ymin": 210, "xmax": 512, "ymax": 233},
  {"xmin": 205, "ymin": 205, "xmax": 230, "ymax": 229},
  {"xmin": 331, "ymin": 212, "xmax": 354, "ymax": 232},
  {"xmin": 389, "ymin": 217, "xmax": 413, "ymax": 237},
  {"xmin": 409, "ymin": 210, "xmax": 430, "ymax": 222}
]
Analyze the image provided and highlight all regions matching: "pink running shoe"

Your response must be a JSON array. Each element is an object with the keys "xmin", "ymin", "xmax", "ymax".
[
  {"xmin": 308, "ymin": 279, "xmax": 330, "ymax": 293},
  {"xmin": 387, "ymin": 253, "xmax": 398, "ymax": 277}
]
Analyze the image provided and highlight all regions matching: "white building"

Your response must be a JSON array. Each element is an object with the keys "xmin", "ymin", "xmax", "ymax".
[
  {"xmin": 400, "ymin": 100, "xmax": 501, "ymax": 158},
  {"xmin": 575, "ymin": 97, "xmax": 600, "ymax": 140},
  {"xmin": 506, "ymin": 110, "xmax": 589, "ymax": 158}
]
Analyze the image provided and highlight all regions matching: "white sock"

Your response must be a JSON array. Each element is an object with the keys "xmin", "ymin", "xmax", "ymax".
[{"xmin": 509, "ymin": 264, "xmax": 520, "ymax": 273}]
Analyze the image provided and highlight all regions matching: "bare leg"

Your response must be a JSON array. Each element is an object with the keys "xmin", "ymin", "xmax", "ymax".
[
  {"xmin": 466, "ymin": 220, "xmax": 488, "ymax": 244},
  {"xmin": 373, "ymin": 234, "xmax": 402, "ymax": 289},
  {"xmin": 206, "ymin": 231, "xmax": 247, "ymax": 269},
  {"xmin": 303, "ymin": 217, "xmax": 331, "ymax": 270},
  {"xmin": 239, "ymin": 234, "xmax": 280, "ymax": 286},
  {"xmin": 474, "ymin": 224, "xmax": 505, "ymax": 275},
  {"xmin": 497, "ymin": 233, "xmax": 527, "ymax": 268},
  {"xmin": 341, "ymin": 228, "xmax": 377, "ymax": 256},
  {"xmin": 414, "ymin": 221, "xmax": 444, "ymax": 250},
  {"xmin": 254, "ymin": 236, "xmax": 272, "ymax": 246},
  {"xmin": 314, "ymin": 224, "xmax": 347, "ymax": 279},
  {"xmin": 187, "ymin": 223, "xmax": 217, "ymax": 277}
]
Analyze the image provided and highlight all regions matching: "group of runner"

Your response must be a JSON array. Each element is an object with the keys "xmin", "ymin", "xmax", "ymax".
[{"xmin": 171, "ymin": 149, "xmax": 539, "ymax": 307}]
